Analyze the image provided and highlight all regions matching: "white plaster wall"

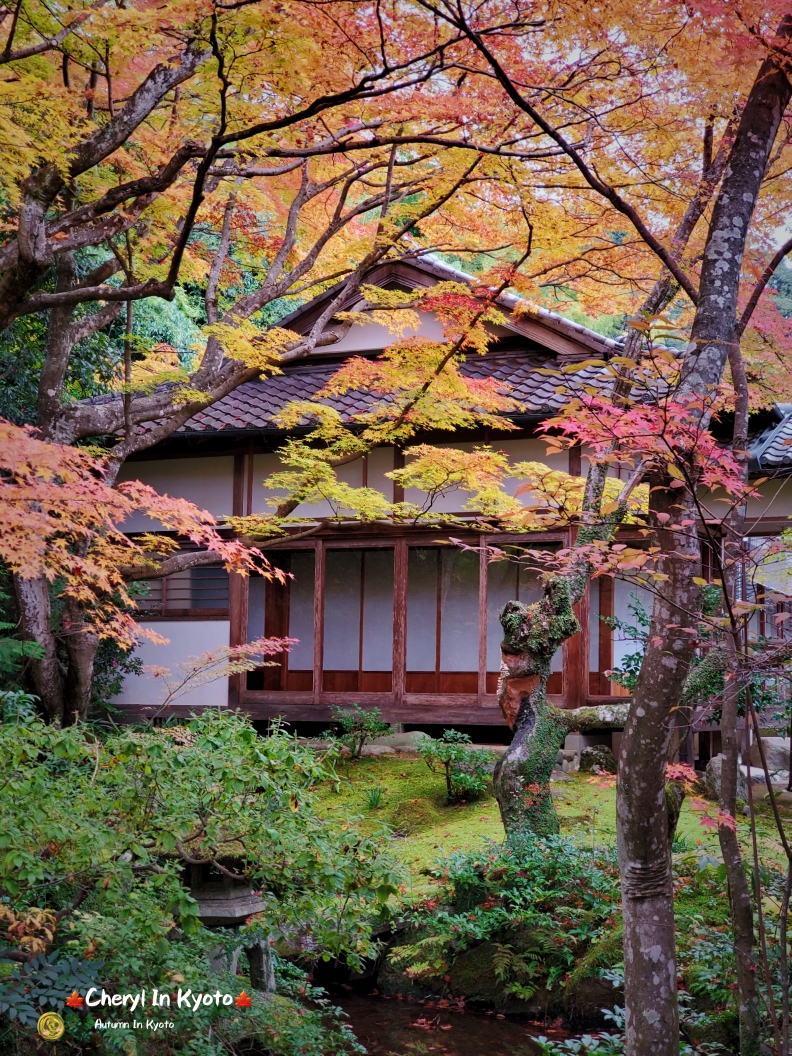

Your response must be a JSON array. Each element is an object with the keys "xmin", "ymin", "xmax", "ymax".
[
  {"xmin": 317, "ymin": 308, "xmax": 446, "ymax": 353},
  {"xmin": 113, "ymin": 621, "xmax": 231, "ymax": 709},
  {"xmin": 252, "ymin": 448, "xmax": 394, "ymax": 517},
  {"xmin": 403, "ymin": 437, "xmax": 569, "ymax": 514},
  {"xmin": 117, "ymin": 457, "xmax": 235, "ymax": 531},
  {"xmin": 745, "ymin": 478, "xmax": 792, "ymax": 523}
]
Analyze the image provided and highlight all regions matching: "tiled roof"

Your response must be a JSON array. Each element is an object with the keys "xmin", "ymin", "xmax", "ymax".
[
  {"xmin": 749, "ymin": 406, "xmax": 792, "ymax": 473},
  {"xmin": 179, "ymin": 351, "xmax": 610, "ymax": 434}
]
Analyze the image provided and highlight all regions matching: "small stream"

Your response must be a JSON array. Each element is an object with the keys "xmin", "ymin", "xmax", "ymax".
[{"xmin": 334, "ymin": 993, "xmax": 557, "ymax": 1056}]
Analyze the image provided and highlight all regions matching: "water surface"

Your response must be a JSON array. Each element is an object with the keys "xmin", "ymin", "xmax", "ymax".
[{"xmin": 336, "ymin": 993, "xmax": 549, "ymax": 1056}]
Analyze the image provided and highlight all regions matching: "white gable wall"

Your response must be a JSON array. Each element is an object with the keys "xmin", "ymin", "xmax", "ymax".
[{"xmin": 315, "ymin": 307, "xmax": 446, "ymax": 353}]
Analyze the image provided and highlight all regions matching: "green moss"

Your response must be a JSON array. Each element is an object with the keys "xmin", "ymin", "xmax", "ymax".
[
  {"xmin": 388, "ymin": 797, "xmax": 441, "ymax": 835},
  {"xmin": 500, "ymin": 580, "xmax": 580, "ymax": 660}
]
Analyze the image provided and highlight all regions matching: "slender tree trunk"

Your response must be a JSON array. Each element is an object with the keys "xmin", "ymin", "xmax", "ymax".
[
  {"xmin": 718, "ymin": 641, "xmax": 762, "ymax": 1055},
  {"xmin": 614, "ymin": 27, "xmax": 792, "ymax": 1056},
  {"xmin": 717, "ymin": 368, "xmax": 761, "ymax": 1055},
  {"xmin": 617, "ymin": 485, "xmax": 701, "ymax": 1056},
  {"xmin": 37, "ymin": 251, "xmax": 76, "ymax": 436}
]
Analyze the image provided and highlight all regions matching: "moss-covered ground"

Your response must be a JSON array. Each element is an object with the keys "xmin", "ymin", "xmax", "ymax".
[{"xmin": 313, "ymin": 752, "xmax": 791, "ymax": 896}]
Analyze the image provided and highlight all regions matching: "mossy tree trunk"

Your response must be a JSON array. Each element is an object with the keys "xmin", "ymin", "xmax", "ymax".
[{"xmin": 494, "ymin": 562, "xmax": 630, "ymax": 836}]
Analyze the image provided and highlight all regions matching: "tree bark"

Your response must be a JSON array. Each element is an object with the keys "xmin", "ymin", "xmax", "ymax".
[
  {"xmin": 617, "ymin": 485, "xmax": 701, "ymax": 1056},
  {"xmin": 13, "ymin": 575, "xmax": 63, "ymax": 724},
  {"xmin": 494, "ymin": 584, "xmax": 581, "ymax": 835},
  {"xmin": 37, "ymin": 251, "xmax": 77, "ymax": 436},
  {"xmin": 61, "ymin": 598, "xmax": 99, "ymax": 724},
  {"xmin": 613, "ymin": 26, "xmax": 792, "ymax": 1056},
  {"xmin": 718, "ymin": 637, "xmax": 761, "ymax": 1055}
]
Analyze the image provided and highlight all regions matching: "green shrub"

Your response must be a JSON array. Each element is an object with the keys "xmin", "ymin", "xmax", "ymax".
[
  {"xmin": 391, "ymin": 834, "xmax": 622, "ymax": 1002},
  {"xmin": 324, "ymin": 703, "xmax": 395, "ymax": 758},
  {"xmin": 419, "ymin": 728, "xmax": 493, "ymax": 801},
  {"xmin": 0, "ymin": 710, "xmax": 400, "ymax": 1054}
]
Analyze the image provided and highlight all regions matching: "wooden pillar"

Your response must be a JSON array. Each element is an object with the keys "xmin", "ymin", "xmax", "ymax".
[
  {"xmin": 312, "ymin": 541, "xmax": 325, "ymax": 705},
  {"xmin": 392, "ymin": 539, "xmax": 407, "ymax": 707},
  {"xmin": 228, "ymin": 453, "xmax": 247, "ymax": 708},
  {"xmin": 245, "ymin": 440, "xmax": 254, "ymax": 516},
  {"xmin": 598, "ymin": 576, "xmax": 614, "ymax": 695},
  {"xmin": 228, "ymin": 568, "xmax": 246, "ymax": 708},
  {"xmin": 563, "ymin": 579, "xmax": 589, "ymax": 709},
  {"xmin": 478, "ymin": 537, "xmax": 488, "ymax": 705},
  {"xmin": 232, "ymin": 453, "xmax": 245, "ymax": 517},
  {"xmin": 392, "ymin": 448, "xmax": 405, "ymax": 504}
]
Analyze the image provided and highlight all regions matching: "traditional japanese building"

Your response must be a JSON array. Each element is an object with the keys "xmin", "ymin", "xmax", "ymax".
[{"xmin": 114, "ymin": 257, "xmax": 792, "ymax": 759}]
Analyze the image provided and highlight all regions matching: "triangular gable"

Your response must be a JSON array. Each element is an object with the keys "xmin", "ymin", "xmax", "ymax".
[{"xmin": 278, "ymin": 256, "xmax": 619, "ymax": 365}]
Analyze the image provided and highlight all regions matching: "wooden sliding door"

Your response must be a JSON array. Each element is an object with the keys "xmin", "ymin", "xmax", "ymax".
[
  {"xmin": 321, "ymin": 548, "xmax": 394, "ymax": 692},
  {"xmin": 245, "ymin": 550, "xmax": 315, "ymax": 691},
  {"xmin": 405, "ymin": 547, "xmax": 479, "ymax": 693}
]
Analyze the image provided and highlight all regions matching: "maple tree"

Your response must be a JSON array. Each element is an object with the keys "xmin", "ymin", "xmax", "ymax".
[
  {"xmin": 0, "ymin": 0, "xmax": 546, "ymax": 721},
  {"xmin": 3, "ymin": 3, "xmax": 792, "ymax": 1053}
]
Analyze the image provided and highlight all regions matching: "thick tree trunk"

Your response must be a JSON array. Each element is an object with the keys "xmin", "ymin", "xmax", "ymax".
[
  {"xmin": 616, "ymin": 486, "xmax": 701, "ymax": 1056},
  {"xmin": 13, "ymin": 574, "xmax": 64, "ymax": 723},
  {"xmin": 494, "ymin": 587, "xmax": 580, "ymax": 835},
  {"xmin": 495, "ymin": 583, "xmax": 630, "ymax": 834},
  {"xmin": 61, "ymin": 598, "xmax": 99, "ymax": 724}
]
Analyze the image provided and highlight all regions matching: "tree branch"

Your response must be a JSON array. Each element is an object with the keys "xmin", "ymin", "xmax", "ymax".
[{"xmin": 735, "ymin": 234, "xmax": 792, "ymax": 339}]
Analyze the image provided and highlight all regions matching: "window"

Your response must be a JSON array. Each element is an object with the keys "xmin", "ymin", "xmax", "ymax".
[
  {"xmin": 138, "ymin": 563, "xmax": 229, "ymax": 615},
  {"xmin": 406, "ymin": 547, "xmax": 479, "ymax": 693},
  {"xmin": 322, "ymin": 549, "xmax": 394, "ymax": 692},
  {"xmin": 246, "ymin": 550, "xmax": 315, "ymax": 691}
]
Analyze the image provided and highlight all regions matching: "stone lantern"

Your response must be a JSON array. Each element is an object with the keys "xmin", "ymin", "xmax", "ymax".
[
  {"xmin": 188, "ymin": 862, "xmax": 275, "ymax": 992},
  {"xmin": 189, "ymin": 862, "xmax": 265, "ymax": 927}
]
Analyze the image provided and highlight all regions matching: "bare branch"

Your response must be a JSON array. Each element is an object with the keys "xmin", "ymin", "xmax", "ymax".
[{"xmin": 735, "ymin": 233, "xmax": 792, "ymax": 339}]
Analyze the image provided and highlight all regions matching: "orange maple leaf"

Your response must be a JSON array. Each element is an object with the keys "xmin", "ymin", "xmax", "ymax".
[
  {"xmin": 66, "ymin": 990, "xmax": 84, "ymax": 1008},
  {"xmin": 234, "ymin": 991, "xmax": 252, "ymax": 1008}
]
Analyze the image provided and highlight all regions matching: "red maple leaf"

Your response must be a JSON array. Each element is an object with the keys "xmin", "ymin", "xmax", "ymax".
[
  {"xmin": 66, "ymin": 990, "xmax": 84, "ymax": 1008},
  {"xmin": 234, "ymin": 991, "xmax": 252, "ymax": 1008}
]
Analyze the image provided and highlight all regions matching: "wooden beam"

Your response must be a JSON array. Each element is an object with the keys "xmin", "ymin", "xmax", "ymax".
[{"xmin": 119, "ymin": 702, "xmax": 510, "ymax": 726}]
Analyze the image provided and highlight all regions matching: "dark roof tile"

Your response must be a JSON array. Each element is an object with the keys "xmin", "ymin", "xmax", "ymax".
[{"xmin": 177, "ymin": 351, "xmax": 610, "ymax": 434}]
